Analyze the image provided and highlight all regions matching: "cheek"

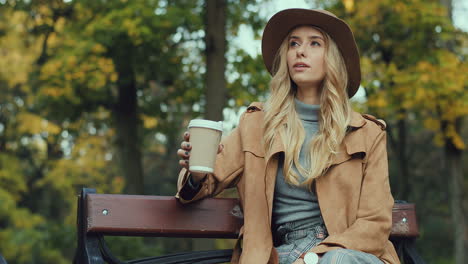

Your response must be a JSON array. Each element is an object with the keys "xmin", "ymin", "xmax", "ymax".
[
  {"xmin": 286, "ymin": 53, "xmax": 294, "ymax": 68},
  {"xmin": 315, "ymin": 54, "xmax": 325, "ymax": 72}
]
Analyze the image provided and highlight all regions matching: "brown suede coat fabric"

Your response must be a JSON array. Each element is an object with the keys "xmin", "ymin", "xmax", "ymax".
[{"xmin": 176, "ymin": 102, "xmax": 400, "ymax": 264}]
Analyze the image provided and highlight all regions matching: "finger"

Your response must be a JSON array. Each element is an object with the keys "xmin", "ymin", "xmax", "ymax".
[
  {"xmin": 177, "ymin": 149, "xmax": 190, "ymax": 158},
  {"xmin": 179, "ymin": 159, "xmax": 189, "ymax": 169},
  {"xmin": 217, "ymin": 144, "xmax": 224, "ymax": 154},
  {"xmin": 183, "ymin": 131, "xmax": 190, "ymax": 141},
  {"xmin": 180, "ymin": 141, "xmax": 191, "ymax": 150}
]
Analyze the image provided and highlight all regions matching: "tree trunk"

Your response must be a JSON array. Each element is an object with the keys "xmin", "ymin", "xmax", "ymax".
[
  {"xmin": 191, "ymin": 0, "xmax": 228, "ymax": 251},
  {"xmin": 204, "ymin": 0, "xmax": 227, "ymax": 121},
  {"xmin": 439, "ymin": 2, "xmax": 466, "ymax": 263},
  {"xmin": 397, "ymin": 110, "xmax": 410, "ymax": 200},
  {"xmin": 112, "ymin": 42, "xmax": 144, "ymax": 194},
  {"xmin": 445, "ymin": 118, "xmax": 466, "ymax": 264},
  {"xmin": 114, "ymin": 93, "xmax": 144, "ymax": 194}
]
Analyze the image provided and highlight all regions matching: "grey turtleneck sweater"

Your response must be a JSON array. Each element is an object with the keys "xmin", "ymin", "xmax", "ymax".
[{"xmin": 272, "ymin": 98, "xmax": 322, "ymax": 227}]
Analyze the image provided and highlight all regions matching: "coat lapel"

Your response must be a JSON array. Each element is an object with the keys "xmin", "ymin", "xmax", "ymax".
[
  {"xmin": 330, "ymin": 111, "xmax": 367, "ymax": 166},
  {"xmin": 265, "ymin": 128, "xmax": 284, "ymax": 225}
]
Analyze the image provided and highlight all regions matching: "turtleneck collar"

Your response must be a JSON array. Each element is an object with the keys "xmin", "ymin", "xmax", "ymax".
[{"xmin": 294, "ymin": 98, "xmax": 320, "ymax": 122}]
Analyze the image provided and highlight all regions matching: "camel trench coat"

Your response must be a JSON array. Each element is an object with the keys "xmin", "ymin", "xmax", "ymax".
[{"xmin": 176, "ymin": 102, "xmax": 400, "ymax": 264}]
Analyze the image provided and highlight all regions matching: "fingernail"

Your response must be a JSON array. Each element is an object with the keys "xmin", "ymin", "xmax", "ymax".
[
  {"xmin": 187, "ymin": 143, "xmax": 190, "ymax": 148},
  {"xmin": 184, "ymin": 132, "xmax": 188, "ymax": 136},
  {"xmin": 185, "ymin": 151, "xmax": 189, "ymax": 155}
]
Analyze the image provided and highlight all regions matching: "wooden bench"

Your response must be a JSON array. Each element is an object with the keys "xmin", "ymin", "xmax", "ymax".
[{"xmin": 73, "ymin": 188, "xmax": 426, "ymax": 264}]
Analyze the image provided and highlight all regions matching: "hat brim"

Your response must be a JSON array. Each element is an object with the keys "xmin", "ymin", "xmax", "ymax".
[{"xmin": 261, "ymin": 9, "xmax": 361, "ymax": 98}]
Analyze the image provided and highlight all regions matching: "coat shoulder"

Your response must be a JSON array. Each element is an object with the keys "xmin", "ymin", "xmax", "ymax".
[
  {"xmin": 238, "ymin": 102, "xmax": 265, "ymax": 157},
  {"xmin": 362, "ymin": 114, "xmax": 386, "ymax": 131},
  {"xmin": 345, "ymin": 113, "xmax": 387, "ymax": 157},
  {"xmin": 238, "ymin": 102, "xmax": 265, "ymax": 132},
  {"xmin": 241, "ymin": 102, "xmax": 264, "ymax": 124}
]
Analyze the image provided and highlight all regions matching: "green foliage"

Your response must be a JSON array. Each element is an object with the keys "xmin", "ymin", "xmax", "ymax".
[
  {"xmin": 326, "ymin": 0, "xmax": 468, "ymax": 149},
  {"xmin": 320, "ymin": 0, "xmax": 468, "ymax": 262},
  {"xmin": 0, "ymin": 154, "xmax": 27, "ymax": 201},
  {"xmin": 227, "ymin": 49, "xmax": 271, "ymax": 106},
  {"xmin": 0, "ymin": 0, "xmax": 268, "ymax": 262},
  {"xmin": 2, "ymin": 0, "xmax": 465, "ymax": 262}
]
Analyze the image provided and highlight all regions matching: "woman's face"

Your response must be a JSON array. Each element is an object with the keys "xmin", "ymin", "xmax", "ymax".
[{"xmin": 286, "ymin": 26, "xmax": 326, "ymax": 90}]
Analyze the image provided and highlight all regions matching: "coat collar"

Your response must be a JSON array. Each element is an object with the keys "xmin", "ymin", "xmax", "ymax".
[
  {"xmin": 330, "ymin": 112, "xmax": 368, "ymax": 166},
  {"xmin": 348, "ymin": 111, "xmax": 366, "ymax": 129},
  {"xmin": 265, "ymin": 111, "xmax": 367, "ymax": 166}
]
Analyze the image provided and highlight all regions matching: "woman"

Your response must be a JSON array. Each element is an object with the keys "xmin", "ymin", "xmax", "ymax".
[{"xmin": 176, "ymin": 9, "xmax": 399, "ymax": 264}]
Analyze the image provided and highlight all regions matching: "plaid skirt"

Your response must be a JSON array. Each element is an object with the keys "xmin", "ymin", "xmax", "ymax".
[{"xmin": 273, "ymin": 219, "xmax": 383, "ymax": 264}]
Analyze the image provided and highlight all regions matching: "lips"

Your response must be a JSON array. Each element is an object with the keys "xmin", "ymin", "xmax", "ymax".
[
  {"xmin": 293, "ymin": 62, "xmax": 310, "ymax": 68},
  {"xmin": 292, "ymin": 62, "xmax": 310, "ymax": 72}
]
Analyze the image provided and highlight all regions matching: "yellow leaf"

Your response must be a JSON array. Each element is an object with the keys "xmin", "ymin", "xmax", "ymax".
[
  {"xmin": 16, "ymin": 112, "xmax": 61, "ymax": 135},
  {"xmin": 92, "ymin": 43, "xmax": 106, "ymax": 53},
  {"xmin": 451, "ymin": 134, "xmax": 466, "ymax": 150},
  {"xmin": 433, "ymin": 133, "xmax": 444, "ymax": 147},
  {"xmin": 423, "ymin": 118, "xmax": 440, "ymax": 131},
  {"xmin": 142, "ymin": 115, "xmax": 158, "ymax": 129},
  {"xmin": 344, "ymin": 0, "xmax": 354, "ymax": 12}
]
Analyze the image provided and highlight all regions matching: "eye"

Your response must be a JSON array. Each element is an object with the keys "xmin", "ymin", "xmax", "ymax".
[
  {"xmin": 289, "ymin": 41, "xmax": 299, "ymax": 47},
  {"xmin": 311, "ymin": 41, "xmax": 321, "ymax": 47}
]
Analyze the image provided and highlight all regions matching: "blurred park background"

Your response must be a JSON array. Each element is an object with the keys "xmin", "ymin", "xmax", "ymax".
[{"xmin": 0, "ymin": 0, "xmax": 467, "ymax": 263}]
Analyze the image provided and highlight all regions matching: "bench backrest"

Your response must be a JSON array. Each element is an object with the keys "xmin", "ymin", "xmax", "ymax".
[
  {"xmin": 75, "ymin": 188, "xmax": 425, "ymax": 264},
  {"xmin": 84, "ymin": 192, "xmax": 419, "ymax": 239}
]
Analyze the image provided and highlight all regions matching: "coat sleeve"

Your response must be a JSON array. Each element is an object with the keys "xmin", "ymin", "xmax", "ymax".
[
  {"xmin": 175, "ymin": 114, "xmax": 245, "ymax": 204},
  {"xmin": 312, "ymin": 130, "xmax": 394, "ymax": 256}
]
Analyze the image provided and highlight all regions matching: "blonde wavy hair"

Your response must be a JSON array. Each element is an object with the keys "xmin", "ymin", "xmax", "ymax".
[{"xmin": 263, "ymin": 26, "xmax": 352, "ymax": 187}]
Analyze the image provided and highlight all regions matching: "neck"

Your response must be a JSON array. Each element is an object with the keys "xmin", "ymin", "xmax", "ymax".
[{"xmin": 296, "ymin": 85, "xmax": 320, "ymax": 105}]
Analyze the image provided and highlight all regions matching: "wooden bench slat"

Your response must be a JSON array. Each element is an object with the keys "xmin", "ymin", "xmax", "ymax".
[
  {"xmin": 86, "ymin": 194, "xmax": 243, "ymax": 238},
  {"xmin": 391, "ymin": 203, "xmax": 419, "ymax": 238},
  {"xmin": 86, "ymin": 194, "xmax": 419, "ymax": 239}
]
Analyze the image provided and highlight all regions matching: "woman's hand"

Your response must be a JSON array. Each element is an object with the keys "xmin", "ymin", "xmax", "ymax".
[
  {"xmin": 177, "ymin": 131, "xmax": 223, "ymax": 182},
  {"xmin": 177, "ymin": 132, "xmax": 192, "ymax": 169}
]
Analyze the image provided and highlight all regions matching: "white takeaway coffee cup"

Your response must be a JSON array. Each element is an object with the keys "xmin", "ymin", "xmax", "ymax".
[{"xmin": 188, "ymin": 119, "xmax": 223, "ymax": 174}]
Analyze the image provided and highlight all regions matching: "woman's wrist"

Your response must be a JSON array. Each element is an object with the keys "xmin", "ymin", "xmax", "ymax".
[
  {"xmin": 190, "ymin": 172, "xmax": 207, "ymax": 183},
  {"xmin": 187, "ymin": 174, "xmax": 201, "ymax": 189}
]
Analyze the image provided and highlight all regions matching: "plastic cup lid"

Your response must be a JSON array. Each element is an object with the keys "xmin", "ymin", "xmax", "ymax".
[{"xmin": 188, "ymin": 119, "xmax": 223, "ymax": 131}]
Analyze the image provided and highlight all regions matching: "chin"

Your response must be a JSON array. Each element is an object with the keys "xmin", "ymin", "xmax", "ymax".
[{"xmin": 293, "ymin": 79, "xmax": 318, "ymax": 87}]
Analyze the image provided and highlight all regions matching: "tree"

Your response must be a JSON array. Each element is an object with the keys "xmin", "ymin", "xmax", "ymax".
[
  {"xmin": 317, "ymin": 0, "xmax": 467, "ymax": 262},
  {"xmin": 0, "ymin": 4, "xmax": 77, "ymax": 263},
  {"xmin": 0, "ymin": 0, "xmax": 272, "ymax": 261},
  {"xmin": 35, "ymin": 0, "xmax": 208, "ymax": 194},
  {"xmin": 438, "ymin": 1, "xmax": 467, "ymax": 263},
  {"xmin": 204, "ymin": 0, "xmax": 227, "ymax": 121}
]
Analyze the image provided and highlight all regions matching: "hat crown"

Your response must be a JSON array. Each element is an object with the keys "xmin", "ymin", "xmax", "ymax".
[{"xmin": 311, "ymin": 9, "xmax": 338, "ymax": 18}]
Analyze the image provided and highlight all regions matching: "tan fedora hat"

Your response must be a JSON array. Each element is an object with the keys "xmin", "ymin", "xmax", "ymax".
[{"xmin": 262, "ymin": 8, "xmax": 361, "ymax": 98}]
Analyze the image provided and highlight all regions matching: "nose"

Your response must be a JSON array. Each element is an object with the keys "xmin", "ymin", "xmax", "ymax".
[{"xmin": 296, "ymin": 45, "xmax": 306, "ymax": 57}]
